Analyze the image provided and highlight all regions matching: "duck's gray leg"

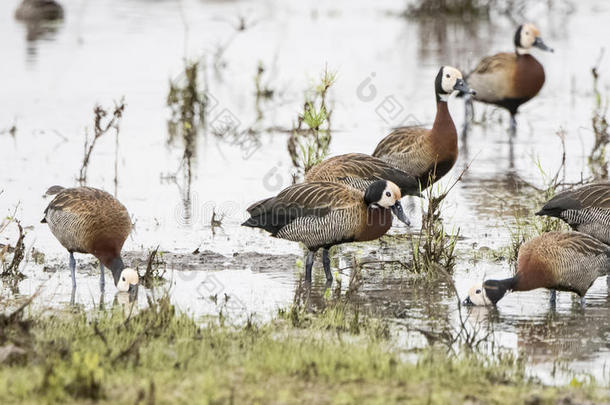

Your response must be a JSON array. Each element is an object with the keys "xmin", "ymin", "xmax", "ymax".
[
  {"xmin": 509, "ymin": 114, "xmax": 517, "ymax": 137},
  {"xmin": 463, "ymin": 97, "xmax": 473, "ymax": 136},
  {"xmin": 99, "ymin": 262, "xmax": 105, "ymax": 291},
  {"xmin": 305, "ymin": 251, "xmax": 315, "ymax": 283},
  {"xmin": 549, "ymin": 289, "xmax": 556, "ymax": 305},
  {"xmin": 580, "ymin": 295, "xmax": 586, "ymax": 308},
  {"xmin": 322, "ymin": 248, "xmax": 333, "ymax": 282},
  {"xmin": 69, "ymin": 252, "xmax": 76, "ymax": 290}
]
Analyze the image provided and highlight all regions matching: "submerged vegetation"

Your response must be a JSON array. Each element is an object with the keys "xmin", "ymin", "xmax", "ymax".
[
  {"xmin": 287, "ymin": 68, "xmax": 336, "ymax": 178},
  {"xmin": 0, "ymin": 294, "xmax": 606, "ymax": 404}
]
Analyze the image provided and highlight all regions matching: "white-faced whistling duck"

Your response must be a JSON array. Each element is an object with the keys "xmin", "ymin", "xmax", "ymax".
[
  {"xmin": 464, "ymin": 231, "xmax": 610, "ymax": 307},
  {"xmin": 15, "ymin": 0, "xmax": 64, "ymax": 21},
  {"xmin": 537, "ymin": 182, "xmax": 610, "ymax": 246},
  {"xmin": 305, "ymin": 152, "xmax": 420, "ymax": 223},
  {"xmin": 372, "ymin": 66, "xmax": 473, "ymax": 189},
  {"xmin": 42, "ymin": 186, "xmax": 138, "ymax": 293},
  {"xmin": 464, "ymin": 23, "xmax": 553, "ymax": 134},
  {"xmin": 242, "ymin": 180, "xmax": 405, "ymax": 283}
]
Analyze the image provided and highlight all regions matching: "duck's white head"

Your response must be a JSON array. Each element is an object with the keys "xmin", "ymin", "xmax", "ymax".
[
  {"xmin": 364, "ymin": 180, "xmax": 410, "ymax": 226},
  {"xmin": 463, "ymin": 282, "xmax": 493, "ymax": 306},
  {"xmin": 435, "ymin": 66, "xmax": 474, "ymax": 102},
  {"xmin": 515, "ymin": 23, "xmax": 553, "ymax": 54},
  {"xmin": 117, "ymin": 267, "xmax": 139, "ymax": 293}
]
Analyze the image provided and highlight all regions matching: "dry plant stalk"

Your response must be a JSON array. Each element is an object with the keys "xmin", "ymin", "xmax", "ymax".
[{"xmin": 78, "ymin": 100, "xmax": 126, "ymax": 188}]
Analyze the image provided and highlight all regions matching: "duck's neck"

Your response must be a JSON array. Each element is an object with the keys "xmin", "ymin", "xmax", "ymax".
[
  {"xmin": 356, "ymin": 206, "xmax": 393, "ymax": 242},
  {"xmin": 484, "ymin": 276, "xmax": 518, "ymax": 305},
  {"xmin": 430, "ymin": 100, "xmax": 456, "ymax": 139}
]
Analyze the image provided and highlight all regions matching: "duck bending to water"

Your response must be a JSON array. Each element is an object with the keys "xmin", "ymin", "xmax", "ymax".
[
  {"xmin": 464, "ymin": 231, "xmax": 610, "ymax": 307},
  {"xmin": 242, "ymin": 180, "xmax": 406, "ymax": 283},
  {"xmin": 42, "ymin": 186, "xmax": 138, "ymax": 293}
]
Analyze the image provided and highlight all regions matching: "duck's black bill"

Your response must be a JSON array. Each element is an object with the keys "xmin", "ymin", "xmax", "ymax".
[
  {"xmin": 453, "ymin": 79, "xmax": 475, "ymax": 96},
  {"xmin": 533, "ymin": 37, "xmax": 553, "ymax": 52},
  {"xmin": 462, "ymin": 296, "xmax": 474, "ymax": 306},
  {"xmin": 128, "ymin": 284, "xmax": 138, "ymax": 296},
  {"xmin": 391, "ymin": 201, "xmax": 410, "ymax": 226}
]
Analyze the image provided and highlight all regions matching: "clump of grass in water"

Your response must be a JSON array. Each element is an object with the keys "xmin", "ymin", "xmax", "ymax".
[
  {"xmin": 0, "ymin": 209, "xmax": 26, "ymax": 281},
  {"xmin": 410, "ymin": 167, "xmax": 465, "ymax": 278},
  {"xmin": 588, "ymin": 50, "xmax": 609, "ymax": 180},
  {"xmin": 403, "ymin": 0, "xmax": 493, "ymax": 18},
  {"xmin": 0, "ymin": 293, "xmax": 606, "ymax": 403},
  {"xmin": 167, "ymin": 60, "xmax": 210, "ymax": 159},
  {"xmin": 506, "ymin": 130, "xmax": 568, "ymax": 269},
  {"xmin": 137, "ymin": 246, "xmax": 166, "ymax": 289},
  {"xmin": 287, "ymin": 67, "xmax": 335, "ymax": 178}
]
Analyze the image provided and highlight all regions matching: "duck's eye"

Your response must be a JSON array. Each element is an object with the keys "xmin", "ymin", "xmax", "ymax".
[
  {"xmin": 385, "ymin": 191, "xmax": 391, "ymax": 197},
  {"xmin": 445, "ymin": 74, "xmax": 450, "ymax": 78},
  {"xmin": 525, "ymin": 31, "xmax": 529, "ymax": 35},
  {"xmin": 475, "ymin": 289, "xmax": 481, "ymax": 294},
  {"xmin": 122, "ymin": 277, "xmax": 126, "ymax": 282}
]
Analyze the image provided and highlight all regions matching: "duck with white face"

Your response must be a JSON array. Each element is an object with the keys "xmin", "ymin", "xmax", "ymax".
[
  {"xmin": 116, "ymin": 268, "xmax": 139, "ymax": 294},
  {"xmin": 515, "ymin": 23, "xmax": 553, "ymax": 54},
  {"xmin": 463, "ymin": 23, "xmax": 553, "ymax": 136},
  {"xmin": 463, "ymin": 232, "xmax": 610, "ymax": 308},
  {"xmin": 436, "ymin": 66, "xmax": 476, "ymax": 103}
]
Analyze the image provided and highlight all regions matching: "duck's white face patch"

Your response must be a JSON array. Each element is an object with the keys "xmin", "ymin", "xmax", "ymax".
[
  {"xmin": 376, "ymin": 182, "xmax": 401, "ymax": 208},
  {"xmin": 117, "ymin": 267, "xmax": 139, "ymax": 292},
  {"xmin": 518, "ymin": 23, "xmax": 540, "ymax": 53},
  {"xmin": 440, "ymin": 66, "xmax": 463, "ymax": 100},
  {"xmin": 467, "ymin": 282, "xmax": 492, "ymax": 306}
]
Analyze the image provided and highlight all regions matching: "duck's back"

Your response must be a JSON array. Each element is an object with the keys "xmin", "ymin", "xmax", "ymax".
[
  {"xmin": 43, "ymin": 187, "xmax": 131, "ymax": 254},
  {"xmin": 516, "ymin": 231, "xmax": 610, "ymax": 295}
]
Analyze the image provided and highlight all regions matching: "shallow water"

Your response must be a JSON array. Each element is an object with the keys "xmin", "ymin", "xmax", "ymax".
[{"xmin": 0, "ymin": 0, "xmax": 609, "ymax": 386}]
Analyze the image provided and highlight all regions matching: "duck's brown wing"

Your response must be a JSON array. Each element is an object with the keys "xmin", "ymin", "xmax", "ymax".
[
  {"xmin": 306, "ymin": 153, "xmax": 420, "ymax": 196},
  {"xmin": 372, "ymin": 127, "xmax": 434, "ymax": 176},
  {"xmin": 42, "ymin": 187, "xmax": 131, "ymax": 253},
  {"xmin": 467, "ymin": 52, "xmax": 517, "ymax": 103}
]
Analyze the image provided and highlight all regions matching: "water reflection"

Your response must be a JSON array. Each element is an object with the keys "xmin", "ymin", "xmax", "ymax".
[{"xmin": 14, "ymin": 0, "xmax": 64, "ymax": 58}]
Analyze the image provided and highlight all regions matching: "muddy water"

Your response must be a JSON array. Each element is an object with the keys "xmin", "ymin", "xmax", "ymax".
[{"xmin": 0, "ymin": 0, "xmax": 609, "ymax": 386}]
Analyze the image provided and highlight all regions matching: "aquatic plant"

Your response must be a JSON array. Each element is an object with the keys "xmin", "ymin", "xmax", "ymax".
[
  {"xmin": 77, "ymin": 100, "xmax": 126, "ymax": 193},
  {"xmin": 410, "ymin": 166, "xmax": 464, "ymax": 277},
  {"xmin": 0, "ymin": 208, "xmax": 26, "ymax": 280},
  {"xmin": 404, "ymin": 0, "xmax": 493, "ymax": 18},
  {"xmin": 167, "ymin": 60, "xmax": 210, "ymax": 154},
  {"xmin": 287, "ymin": 67, "xmax": 336, "ymax": 177},
  {"xmin": 138, "ymin": 246, "xmax": 166, "ymax": 288},
  {"xmin": 506, "ymin": 130, "xmax": 569, "ymax": 269},
  {"xmin": 588, "ymin": 50, "xmax": 609, "ymax": 180}
]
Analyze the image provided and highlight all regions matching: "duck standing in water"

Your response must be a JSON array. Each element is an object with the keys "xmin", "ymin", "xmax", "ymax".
[
  {"xmin": 372, "ymin": 66, "xmax": 473, "ymax": 188},
  {"xmin": 243, "ymin": 180, "xmax": 406, "ymax": 283},
  {"xmin": 464, "ymin": 23, "xmax": 553, "ymax": 135},
  {"xmin": 42, "ymin": 186, "xmax": 138, "ymax": 294}
]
